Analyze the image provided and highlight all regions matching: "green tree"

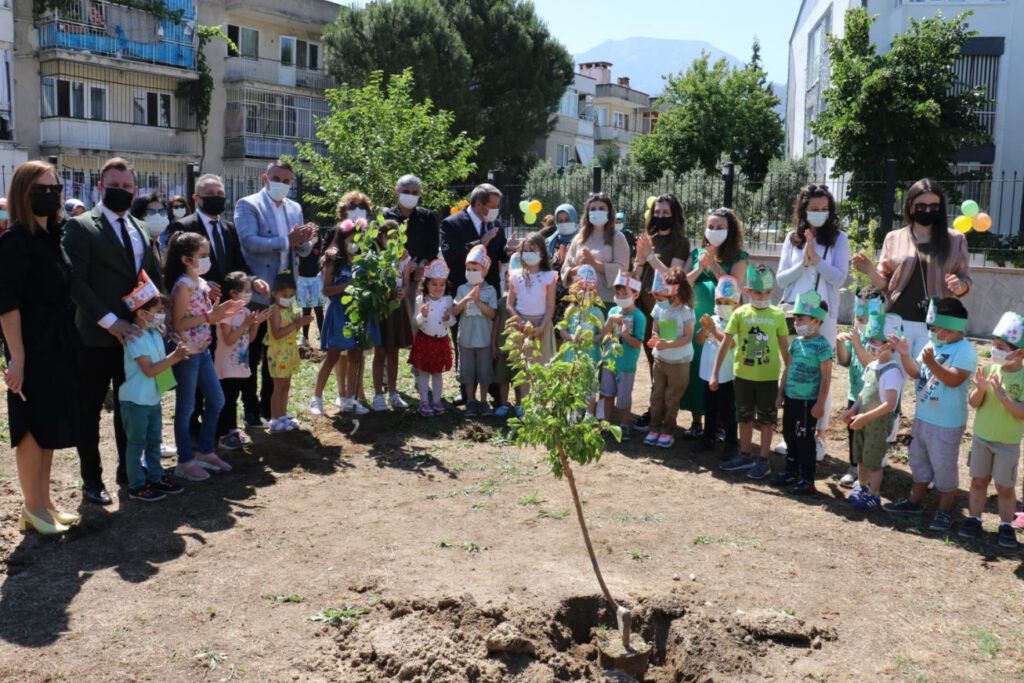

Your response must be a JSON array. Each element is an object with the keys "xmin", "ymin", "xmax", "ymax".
[
  {"xmin": 810, "ymin": 9, "xmax": 988, "ymax": 199},
  {"xmin": 323, "ymin": 0, "xmax": 573, "ymax": 181},
  {"xmin": 294, "ymin": 69, "xmax": 481, "ymax": 219}
]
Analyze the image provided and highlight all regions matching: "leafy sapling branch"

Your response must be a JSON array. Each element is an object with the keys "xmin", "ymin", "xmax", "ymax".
[{"xmin": 341, "ymin": 218, "xmax": 407, "ymax": 349}]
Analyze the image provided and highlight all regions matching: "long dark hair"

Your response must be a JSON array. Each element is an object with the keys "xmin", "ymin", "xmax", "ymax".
[
  {"xmin": 644, "ymin": 193, "xmax": 685, "ymax": 238},
  {"xmin": 577, "ymin": 192, "xmax": 616, "ymax": 246},
  {"xmin": 131, "ymin": 192, "xmax": 165, "ymax": 222},
  {"xmin": 519, "ymin": 231, "xmax": 552, "ymax": 271},
  {"xmin": 703, "ymin": 207, "xmax": 745, "ymax": 266},
  {"xmin": 164, "ymin": 231, "xmax": 207, "ymax": 291},
  {"xmin": 791, "ymin": 183, "xmax": 839, "ymax": 248},
  {"xmin": 664, "ymin": 267, "xmax": 693, "ymax": 307},
  {"xmin": 902, "ymin": 178, "xmax": 950, "ymax": 262}
]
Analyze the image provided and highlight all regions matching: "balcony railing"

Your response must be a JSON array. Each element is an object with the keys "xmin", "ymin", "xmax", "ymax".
[
  {"xmin": 223, "ymin": 56, "xmax": 336, "ymax": 91},
  {"xmin": 224, "ymin": 134, "xmax": 326, "ymax": 160},
  {"xmin": 36, "ymin": 0, "xmax": 196, "ymax": 70},
  {"xmin": 40, "ymin": 118, "xmax": 199, "ymax": 155},
  {"xmin": 578, "ymin": 118, "xmax": 594, "ymax": 137},
  {"xmin": 595, "ymin": 125, "xmax": 636, "ymax": 144}
]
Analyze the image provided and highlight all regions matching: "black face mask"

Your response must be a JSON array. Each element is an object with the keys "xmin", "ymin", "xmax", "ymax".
[
  {"xmin": 199, "ymin": 196, "xmax": 226, "ymax": 216},
  {"xmin": 103, "ymin": 187, "xmax": 134, "ymax": 213},
  {"xmin": 912, "ymin": 209, "xmax": 940, "ymax": 227},
  {"xmin": 652, "ymin": 216, "xmax": 673, "ymax": 231},
  {"xmin": 30, "ymin": 192, "xmax": 62, "ymax": 219}
]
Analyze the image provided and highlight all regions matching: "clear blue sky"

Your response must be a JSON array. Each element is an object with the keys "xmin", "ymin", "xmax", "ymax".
[{"xmin": 330, "ymin": 0, "xmax": 799, "ymax": 82}]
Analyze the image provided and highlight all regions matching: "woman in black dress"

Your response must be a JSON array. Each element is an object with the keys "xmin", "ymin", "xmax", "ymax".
[{"xmin": 0, "ymin": 161, "xmax": 81, "ymax": 534}]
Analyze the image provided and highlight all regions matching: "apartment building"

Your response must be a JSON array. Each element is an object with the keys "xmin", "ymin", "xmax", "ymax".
[
  {"xmin": 580, "ymin": 62, "xmax": 655, "ymax": 161},
  {"xmin": 0, "ymin": 0, "xmax": 25, "ymax": 187},
  {"xmin": 536, "ymin": 71, "xmax": 596, "ymax": 170}
]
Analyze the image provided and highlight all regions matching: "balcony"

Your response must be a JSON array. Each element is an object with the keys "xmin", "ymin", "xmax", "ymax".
[
  {"xmin": 595, "ymin": 125, "xmax": 636, "ymax": 144},
  {"xmin": 595, "ymin": 83, "xmax": 651, "ymax": 107},
  {"xmin": 36, "ymin": 0, "xmax": 196, "ymax": 70},
  {"xmin": 224, "ymin": 135, "xmax": 326, "ymax": 160},
  {"xmin": 578, "ymin": 117, "xmax": 594, "ymax": 138},
  {"xmin": 223, "ymin": 56, "xmax": 336, "ymax": 92},
  {"xmin": 40, "ymin": 118, "xmax": 198, "ymax": 156}
]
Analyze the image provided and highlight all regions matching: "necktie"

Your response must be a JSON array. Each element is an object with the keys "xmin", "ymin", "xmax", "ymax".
[
  {"xmin": 118, "ymin": 218, "xmax": 137, "ymax": 273},
  {"xmin": 210, "ymin": 219, "xmax": 226, "ymax": 265}
]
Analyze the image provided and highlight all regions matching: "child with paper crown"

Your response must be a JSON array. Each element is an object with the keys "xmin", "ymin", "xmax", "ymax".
[
  {"xmin": 409, "ymin": 258, "xmax": 455, "ymax": 416},
  {"xmin": 642, "ymin": 268, "xmax": 694, "ymax": 449},
  {"xmin": 492, "ymin": 253, "xmax": 520, "ymax": 418},
  {"xmin": 696, "ymin": 275, "xmax": 740, "ymax": 457},
  {"xmin": 599, "ymin": 271, "xmax": 644, "ymax": 439},
  {"xmin": 120, "ymin": 274, "xmax": 191, "ymax": 502},
  {"xmin": 559, "ymin": 264, "xmax": 606, "ymax": 367},
  {"xmin": 964, "ymin": 311, "xmax": 1024, "ymax": 548},
  {"xmin": 841, "ymin": 313, "xmax": 905, "ymax": 510},
  {"xmin": 770, "ymin": 290, "xmax": 833, "ymax": 495},
  {"xmin": 886, "ymin": 297, "xmax": 976, "ymax": 533},
  {"xmin": 835, "ymin": 288, "xmax": 885, "ymax": 487},
  {"xmin": 453, "ymin": 245, "xmax": 498, "ymax": 417},
  {"xmin": 715, "ymin": 264, "xmax": 790, "ymax": 480}
]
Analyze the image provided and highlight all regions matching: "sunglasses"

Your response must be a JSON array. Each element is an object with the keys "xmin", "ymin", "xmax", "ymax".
[
  {"xmin": 31, "ymin": 184, "xmax": 63, "ymax": 195},
  {"xmin": 145, "ymin": 208, "xmax": 167, "ymax": 217}
]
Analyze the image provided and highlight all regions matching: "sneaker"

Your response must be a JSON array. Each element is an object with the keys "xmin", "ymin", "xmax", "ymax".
[
  {"xmin": 268, "ymin": 417, "xmax": 291, "ymax": 433},
  {"xmin": 298, "ymin": 336, "xmax": 309, "ymax": 349},
  {"xmin": 769, "ymin": 472, "xmax": 799, "ymax": 487},
  {"xmin": 495, "ymin": 405, "xmax": 511, "ymax": 418},
  {"xmin": 883, "ymin": 498, "xmax": 924, "ymax": 515},
  {"xmin": 657, "ymin": 434, "xmax": 675, "ymax": 449},
  {"xmin": 350, "ymin": 400, "xmax": 370, "ymax": 416},
  {"xmin": 243, "ymin": 412, "xmax": 263, "ymax": 428},
  {"xmin": 371, "ymin": 394, "xmax": 388, "ymax": 412},
  {"xmin": 335, "ymin": 396, "xmax": 348, "ymax": 410},
  {"xmin": 218, "ymin": 431, "xmax": 244, "ymax": 451},
  {"xmin": 928, "ymin": 510, "xmax": 952, "ymax": 533},
  {"xmin": 236, "ymin": 430, "xmax": 252, "ymax": 446},
  {"xmin": 1012, "ymin": 512, "xmax": 1024, "ymax": 530},
  {"xmin": 715, "ymin": 427, "xmax": 726, "ymax": 442},
  {"xmin": 643, "ymin": 432, "xmax": 661, "ymax": 447},
  {"xmin": 772, "ymin": 442, "xmax": 788, "ymax": 456},
  {"xmin": 721, "ymin": 454, "xmax": 756, "ymax": 472},
  {"xmin": 419, "ymin": 401, "xmax": 433, "ymax": 417},
  {"xmin": 389, "ymin": 392, "xmax": 409, "ymax": 410},
  {"xmin": 997, "ymin": 523, "xmax": 1019, "ymax": 550},
  {"xmin": 838, "ymin": 467, "xmax": 858, "ymax": 488},
  {"xmin": 477, "ymin": 402, "xmax": 493, "ymax": 417},
  {"xmin": 128, "ymin": 485, "xmax": 165, "ymax": 502},
  {"xmin": 681, "ymin": 424, "xmax": 703, "ymax": 440},
  {"xmin": 958, "ymin": 516, "xmax": 983, "ymax": 539},
  {"xmin": 746, "ymin": 458, "xmax": 772, "ymax": 480},
  {"xmin": 815, "ymin": 437, "xmax": 827, "ymax": 462},
  {"xmin": 633, "ymin": 411, "xmax": 651, "ymax": 432},
  {"xmin": 788, "ymin": 479, "xmax": 815, "ymax": 496},
  {"xmin": 431, "ymin": 400, "xmax": 445, "ymax": 415},
  {"xmin": 286, "ymin": 416, "xmax": 300, "ymax": 431},
  {"xmin": 465, "ymin": 401, "xmax": 480, "ymax": 417},
  {"xmin": 196, "ymin": 452, "xmax": 231, "ymax": 472},
  {"xmin": 174, "ymin": 461, "xmax": 210, "ymax": 482},
  {"xmin": 618, "ymin": 425, "xmax": 632, "ymax": 442},
  {"xmin": 309, "ymin": 396, "xmax": 325, "ymax": 416},
  {"xmin": 151, "ymin": 477, "xmax": 185, "ymax": 495},
  {"xmin": 160, "ymin": 442, "xmax": 177, "ymax": 457},
  {"xmin": 513, "ymin": 406, "xmax": 524, "ymax": 419},
  {"xmin": 850, "ymin": 491, "xmax": 881, "ymax": 510}
]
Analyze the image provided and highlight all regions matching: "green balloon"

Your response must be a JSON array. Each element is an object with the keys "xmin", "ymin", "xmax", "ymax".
[{"xmin": 961, "ymin": 200, "xmax": 980, "ymax": 217}]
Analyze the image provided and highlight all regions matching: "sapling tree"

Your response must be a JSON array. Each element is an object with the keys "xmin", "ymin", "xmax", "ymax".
[{"xmin": 341, "ymin": 217, "xmax": 407, "ymax": 349}]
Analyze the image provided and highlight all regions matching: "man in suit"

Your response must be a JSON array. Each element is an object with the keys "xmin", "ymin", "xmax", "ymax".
[
  {"xmin": 63, "ymin": 157, "xmax": 163, "ymax": 505},
  {"xmin": 234, "ymin": 159, "xmax": 317, "ymax": 424}
]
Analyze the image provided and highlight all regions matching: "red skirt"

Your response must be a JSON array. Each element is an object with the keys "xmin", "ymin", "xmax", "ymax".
[{"xmin": 408, "ymin": 331, "xmax": 453, "ymax": 374}]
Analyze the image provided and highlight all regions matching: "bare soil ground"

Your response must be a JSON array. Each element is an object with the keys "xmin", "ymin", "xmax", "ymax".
[{"xmin": 0, "ymin": 338, "xmax": 1022, "ymax": 682}]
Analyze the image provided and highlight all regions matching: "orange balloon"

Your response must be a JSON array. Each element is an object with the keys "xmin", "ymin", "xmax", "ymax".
[
  {"xmin": 449, "ymin": 206, "xmax": 460, "ymax": 215},
  {"xmin": 973, "ymin": 212, "xmax": 992, "ymax": 232}
]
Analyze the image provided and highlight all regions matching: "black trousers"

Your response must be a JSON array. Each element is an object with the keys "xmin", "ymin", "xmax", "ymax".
[
  {"xmin": 217, "ymin": 378, "xmax": 247, "ymax": 437},
  {"xmin": 301, "ymin": 306, "xmax": 324, "ymax": 338},
  {"xmin": 703, "ymin": 379, "xmax": 738, "ymax": 447},
  {"xmin": 76, "ymin": 346, "xmax": 127, "ymax": 489},
  {"xmin": 783, "ymin": 396, "xmax": 819, "ymax": 481},
  {"xmin": 242, "ymin": 320, "xmax": 273, "ymax": 420}
]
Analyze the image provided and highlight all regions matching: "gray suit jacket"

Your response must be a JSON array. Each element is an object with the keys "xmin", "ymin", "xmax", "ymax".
[{"xmin": 234, "ymin": 190, "xmax": 304, "ymax": 305}]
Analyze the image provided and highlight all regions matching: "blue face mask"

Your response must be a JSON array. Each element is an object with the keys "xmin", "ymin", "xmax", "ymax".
[
  {"xmin": 929, "ymin": 331, "xmax": 945, "ymax": 348},
  {"xmin": 656, "ymin": 300, "xmax": 671, "ymax": 311}
]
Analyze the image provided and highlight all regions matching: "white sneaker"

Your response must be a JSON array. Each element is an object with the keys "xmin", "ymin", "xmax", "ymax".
[
  {"xmin": 338, "ymin": 397, "xmax": 353, "ymax": 412},
  {"xmin": 371, "ymin": 394, "xmax": 388, "ymax": 412},
  {"xmin": 268, "ymin": 417, "xmax": 290, "ymax": 434},
  {"xmin": 772, "ymin": 442, "xmax": 788, "ymax": 455},
  {"xmin": 389, "ymin": 392, "xmax": 409, "ymax": 409},
  {"xmin": 298, "ymin": 336, "xmax": 309, "ymax": 349},
  {"xmin": 350, "ymin": 399, "xmax": 370, "ymax": 416},
  {"xmin": 286, "ymin": 416, "xmax": 300, "ymax": 431},
  {"xmin": 839, "ymin": 466, "xmax": 858, "ymax": 488},
  {"xmin": 309, "ymin": 396, "xmax": 325, "ymax": 416},
  {"xmin": 815, "ymin": 437, "xmax": 827, "ymax": 462}
]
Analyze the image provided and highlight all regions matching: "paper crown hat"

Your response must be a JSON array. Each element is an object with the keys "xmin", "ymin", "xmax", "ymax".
[
  {"xmin": 866, "ymin": 312, "xmax": 903, "ymax": 342},
  {"xmin": 793, "ymin": 290, "xmax": 827, "ymax": 321},
  {"xmin": 575, "ymin": 264, "xmax": 599, "ymax": 290},
  {"xmin": 855, "ymin": 294, "xmax": 884, "ymax": 319},
  {"xmin": 508, "ymin": 252, "xmax": 522, "ymax": 272},
  {"xmin": 715, "ymin": 275, "xmax": 739, "ymax": 302},
  {"xmin": 614, "ymin": 272, "xmax": 642, "ymax": 293},
  {"xmin": 746, "ymin": 264, "xmax": 775, "ymax": 292},
  {"xmin": 465, "ymin": 244, "xmax": 491, "ymax": 272},
  {"xmin": 122, "ymin": 270, "xmax": 160, "ymax": 313},
  {"xmin": 993, "ymin": 311, "xmax": 1024, "ymax": 349},
  {"xmin": 925, "ymin": 297, "xmax": 967, "ymax": 332},
  {"xmin": 423, "ymin": 258, "xmax": 450, "ymax": 281},
  {"xmin": 649, "ymin": 270, "xmax": 677, "ymax": 296}
]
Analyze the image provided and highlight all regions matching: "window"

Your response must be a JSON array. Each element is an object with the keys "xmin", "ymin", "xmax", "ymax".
[
  {"xmin": 133, "ymin": 90, "xmax": 173, "ymax": 127},
  {"xmin": 595, "ymin": 107, "xmax": 607, "ymax": 126},
  {"xmin": 42, "ymin": 77, "xmax": 107, "ymax": 120},
  {"xmin": 280, "ymin": 36, "xmax": 295, "ymax": 66},
  {"xmin": 953, "ymin": 53, "xmax": 1000, "ymax": 136},
  {"xmin": 555, "ymin": 143, "xmax": 571, "ymax": 168},
  {"xmin": 806, "ymin": 10, "xmax": 831, "ymax": 87},
  {"xmin": 89, "ymin": 86, "xmax": 106, "ymax": 122},
  {"xmin": 227, "ymin": 25, "xmax": 259, "ymax": 59},
  {"xmin": 42, "ymin": 77, "xmax": 57, "ymax": 118},
  {"xmin": 613, "ymin": 111, "xmax": 629, "ymax": 130},
  {"xmin": 282, "ymin": 38, "xmax": 320, "ymax": 70},
  {"xmin": 558, "ymin": 89, "xmax": 578, "ymax": 117}
]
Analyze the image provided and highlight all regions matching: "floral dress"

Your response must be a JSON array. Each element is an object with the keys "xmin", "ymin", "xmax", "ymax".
[
  {"xmin": 266, "ymin": 305, "xmax": 300, "ymax": 379},
  {"xmin": 170, "ymin": 274, "xmax": 213, "ymax": 348}
]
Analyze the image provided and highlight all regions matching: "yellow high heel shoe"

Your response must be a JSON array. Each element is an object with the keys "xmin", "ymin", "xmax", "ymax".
[
  {"xmin": 48, "ymin": 508, "xmax": 81, "ymax": 525},
  {"xmin": 18, "ymin": 507, "xmax": 70, "ymax": 535}
]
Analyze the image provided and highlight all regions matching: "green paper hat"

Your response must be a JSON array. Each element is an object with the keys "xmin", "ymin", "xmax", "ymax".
[
  {"xmin": 855, "ymin": 295, "xmax": 884, "ymax": 319},
  {"xmin": 925, "ymin": 297, "xmax": 967, "ymax": 333},
  {"xmin": 993, "ymin": 311, "xmax": 1024, "ymax": 349},
  {"xmin": 746, "ymin": 264, "xmax": 775, "ymax": 292},
  {"xmin": 866, "ymin": 313, "xmax": 903, "ymax": 342},
  {"xmin": 794, "ymin": 290, "xmax": 827, "ymax": 321}
]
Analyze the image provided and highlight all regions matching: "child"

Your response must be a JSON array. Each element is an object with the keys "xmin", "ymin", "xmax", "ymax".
[
  {"xmin": 842, "ymin": 313, "xmax": 905, "ymax": 509},
  {"xmin": 215, "ymin": 271, "xmax": 269, "ymax": 449},
  {"xmin": 772, "ymin": 291, "xmax": 833, "ymax": 495},
  {"xmin": 715, "ymin": 264, "xmax": 789, "ymax": 480},
  {"xmin": 885, "ymin": 297, "xmax": 976, "ymax": 533},
  {"xmin": 120, "ymin": 281, "xmax": 189, "ymax": 501},
  {"xmin": 600, "ymin": 272, "xmax": 644, "ymax": 439},
  {"xmin": 963, "ymin": 311, "xmax": 1024, "ymax": 548},
  {"xmin": 557, "ymin": 264, "xmax": 605, "ymax": 416},
  {"xmin": 642, "ymin": 269, "xmax": 695, "ymax": 449},
  {"xmin": 295, "ymin": 225, "xmax": 327, "ymax": 348},
  {"xmin": 409, "ymin": 259, "xmax": 455, "ymax": 416},
  {"xmin": 454, "ymin": 245, "xmax": 498, "ymax": 416},
  {"xmin": 492, "ymin": 254, "xmax": 520, "ymax": 418},
  {"xmin": 266, "ymin": 271, "xmax": 314, "ymax": 433},
  {"xmin": 508, "ymin": 232, "xmax": 558, "ymax": 367},
  {"xmin": 166, "ymin": 232, "xmax": 246, "ymax": 481},
  {"xmin": 371, "ymin": 220, "xmax": 414, "ymax": 411},
  {"xmin": 835, "ymin": 288, "xmax": 884, "ymax": 486},
  {"xmin": 696, "ymin": 276, "xmax": 740, "ymax": 457}
]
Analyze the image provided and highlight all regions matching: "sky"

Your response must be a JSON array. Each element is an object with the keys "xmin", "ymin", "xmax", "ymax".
[{"xmin": 329, "ymin": 0, "xmax": 800, "ymax": 83}]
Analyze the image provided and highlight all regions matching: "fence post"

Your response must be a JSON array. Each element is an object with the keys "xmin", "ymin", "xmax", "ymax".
[
  {"xmin": 592, "ymin": 164, "xmax": 602, "ymax": 194},
  {"xmin": 881, "ymin": 158, "xmax": 898, "ymax": 235},
  {"xmin": 721, "ymin": 161, "xmax": 735, "ymax": 208},
  {"xmin": 185, "ymin": 162, "xmax": 198, "ymax": 212}
]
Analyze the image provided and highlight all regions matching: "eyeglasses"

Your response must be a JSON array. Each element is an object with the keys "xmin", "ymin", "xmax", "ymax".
[
  {"xmin": 145, "ymin": 208, "xmax": 167, "ymax": 217},
  {"xmin": 31, "ymin": 184, "xmax": 63, "ymax": 195}
]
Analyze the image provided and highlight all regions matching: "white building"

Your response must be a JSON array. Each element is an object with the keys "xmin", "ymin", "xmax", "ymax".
[
  {"xmin": 787, "ymin": 0, "xmax": 1024, "ymax": 235},
  {"xmin": 0, "ymin": 0, "xmax": 26, "ymax": 188},
  {"xmin": 535, "ymin": 71, "xmax": 596, "ymax": 170}
]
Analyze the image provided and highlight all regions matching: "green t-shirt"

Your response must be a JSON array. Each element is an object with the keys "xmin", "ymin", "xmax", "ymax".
[
  {"xmin": 973, "ymin": 364, "xmax": 1024, "ymax": 445},
  {"xmin": 785, "ymin": 335, "xmax": 834, "ymax": 400},
  {"xmin": 844, "ymin": 336, "xmax": 867, "ymax": 402},
  {"xmin": 605, "ymin": 305, "xmax": 646, "ymax": 373},
  {"xmin": 725, "ymin": 304, "xmax": 789, "ymax": 382}
]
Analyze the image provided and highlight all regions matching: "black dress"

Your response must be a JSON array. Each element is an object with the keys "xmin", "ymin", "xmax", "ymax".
[{"xmin": 0, "ymin": 220, "xmax": 80, "ymax": 449}]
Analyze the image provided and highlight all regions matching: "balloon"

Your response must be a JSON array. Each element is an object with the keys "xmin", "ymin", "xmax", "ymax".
[
  {"xmin": 646, "ymin": 196, "xmax": 656, "ymax": 209},
  {"xmin": 528, "ymin": 199, "xmax": 542, "ymax": 214},
  {"xmin": 960, "ymin": 200, "xmax": 980, "ymax": 217},
  {"xmin": 524, "ymin": 211, "xmax": 537, "ymax": 225},
  {"xmin": 518, "ymin": 200, "xmax": 530, "ymax": 213},
  {"xmin": 973, "ymin": 212, "xmax": 992, "ymax": 232},
  {"xmin": 460, "ymin": 200, "xmax": 470, "ymax": 208},
  {"xmin": 449, "ymin": 206, "xmax": 460, "ymax": 216},
  {"xmin": 952, "ymin": 215, "xmax": 972, "ymax": 233},
  {"xmin": 644, "ymin": 209, "xmax": 651, "ymax": 223}
]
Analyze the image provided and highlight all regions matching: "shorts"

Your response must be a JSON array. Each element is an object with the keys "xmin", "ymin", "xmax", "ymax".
[
  {"xmin": 296, "ymin": 275, "xmax": 324, "ymax": 309},
  {"xmin": 458, "ymin": 345, "xmax": 494, "ymax": 388},
  {"xmin": 734, "ymin": 377, "xmax": 778, "ymax": 426},
  {"xmin": 852, "ymin": 410, "xmax": 896, "ymax": 470},
  {"xmin": 968, "ymin": 436, "xmax": 1021, "ymax": 489},
  {"xmin": 908, "ymin": 418, "xmax": 963, "ymax": 492},
  {"xmin": 599, "ymin": 368, "xmax": 636, "ymax": 411}
]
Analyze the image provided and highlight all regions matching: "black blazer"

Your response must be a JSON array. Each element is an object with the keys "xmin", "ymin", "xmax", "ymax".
[
  {"xmin": 439, "ymin": 208, "xmax": 507, "ymax": 291},
  {"xmin": 168, "ymin": 212, "xmax": 250, "ymax": 287}
]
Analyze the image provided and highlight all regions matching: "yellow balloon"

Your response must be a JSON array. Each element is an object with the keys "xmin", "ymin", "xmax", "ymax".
[
  {"xmin": 953, "ymin": 215, "xmax": 972, "ymax": 233},
  {"xmin": 646, "ymin": 196, "xmax": 656, "ymax": 209},
  {"xmin": 528, "ymin": 199, "xmax": 542, "ymax": 214},
  {"xmin": 973, "ymin": 212, "xmax": 992, "ymax": 232},
  {"xmin": 644, "ymin": 209, "xmax": 652, "ymax": 223},
  {"xmin": 524, "ymin": 211, "xmax": 537, "ymax": 225}
]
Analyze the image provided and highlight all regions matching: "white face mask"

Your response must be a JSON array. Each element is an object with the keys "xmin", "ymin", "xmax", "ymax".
[
  {"xmin": 485, "ymin": 207, "xmax": 500, "ymax": 223},
  {"xmin": 556, "ymin": 222, "xmax": 577, "ymax": 236},
  {"xmin": 347, "ymin": 243, "xmax": 359, "ymax": 255},
  {"xmin": 613, "ymin": 295, "xmax": 634, "ymax": 309},
  {"xmin": 152, "ymin": 312, "xmax": 166, "ymax": 328},
  {"xmin": 705, "ymin": 228, "xmax": 728, "ymax": 247},
  {"xmin": 172, "ymin": 207, "xmax": 187, "ymax": 219},
  {"xmin": 806, "ymin": 211, "xmax": 829, "ymax": 228},
  {"xmin": 267, "ymin": 181, "xmax": 290, "ymax": 202},
  {"xmin": 589, "ymin": 210, "xmax": 609, "ymax": 226},
  {"xmin": 614, "ymin": 221, "xmax": 624, "ymax": 232},
  {"xmin": 465, "ymin": 270, "xmax": 484, "ymax": 285},
  {"xmin": 521, "ymin": 252, "xmax": 541, "ymax": 266},
  {"xmin": 194, "ymin": 256, "xmax": 211, "ymax": 275},
  {"xmin": 146, "ymin": 214, "xmax": 169, "ymax": 235},
  {"xmin": 277, "ymin": 296, "xmax": 295, "ymax": 307},
  {"xmin": 715, "ymin": 304, "xmax": 734, "ymax": 320},
  {"xmin": 794, "ymin": 322, "xmax": 814, "ymax": 337},
  {"xmin": 992, "ymin": 347, "xmax": 1016, "ymax": 365},
  {"xmin": 347, "ymin": 208, "xmax": 367, "ymax": 222},
  {"xmin": 398, "ymin": 193, "xmax": 419, "ymax": 209},
  {"xmin": 750, "ymin": 299, "xmax": 770, "ymax": 310}
]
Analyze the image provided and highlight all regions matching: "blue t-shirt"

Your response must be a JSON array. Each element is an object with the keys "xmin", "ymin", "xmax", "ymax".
[
  {"xmin": 784, "ymin": 335, "xmax": 834, "ymax": 400},
  {"xmin": 844, "ymin": 336, "xmax": 867, "ymax": 402},
  {"xmin": 605, "ymin": 305, "xmax": 646, "ymax": 373},
  {"xmin": 914, "ymin": 337, "xmax": 977, "ymax": 428},
  {"xmin": 120, "ymin": 328, "xmax": 167, "ymax": 407}
]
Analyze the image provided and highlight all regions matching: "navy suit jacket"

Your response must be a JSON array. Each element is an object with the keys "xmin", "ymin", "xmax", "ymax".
[{"xmin": 439, "ymin": 209, "xmax": 507, "ymax": 291}]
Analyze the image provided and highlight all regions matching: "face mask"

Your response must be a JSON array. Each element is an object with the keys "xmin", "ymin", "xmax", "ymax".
[
  {"xmin": 652, "ymin": 216, "xmax": 672, "ymax": 231},
  {"xmin": 172, "ymin": 207, "xmax": 187, "ymax": 219},
  {"xmin": 929, "ymin": 331, "xmax": 945, "ymax": 348},
  {"xmin": 152, "ymin": 312, "xmax": 166, "ymax": 328},
  {"xmin": 194, "ymin": 256, "xmax": 211, "ymax": 276},
  {"xmin": 521, "ymin": 252, "xmax": 541, "ymax": 267},
  {"xmin": 278, "ymin": 296, "xmax": 295, "ymax": 307},
  {"xmin": 794, "ymin": 323, "xmax": 814, "ymax": 337},
  {"xmin": 398, "ymin": 193, "xmax": 419, "ymax": 209},
  {"xmin": 267, "ymin": 181, "xmax": 290, "ymax": 202},
  {"xmin": 0, "ymin": 210, "xmax": 8, "ymax": 220},
  {"xmin": 614, "ymin": 222, "xmax": 624, "ymax": 233},
  {"xmin": 655, "ymin": 300, "xmax": 671, "ymax": 311},
  {"xmin": 705, "ymin": 228, "xmax": 728, "ymax": 247},
  {"xmin": 613, "ymin": 295, "xmax": 634, "ymax": 309},
  {"xmin": 199, "ymin": 195, "xmax": 226, "ymax": 216},
  {"xmin": 485, "ymin": 208, "xmax": 500, "ymax": 223},
  {"xmin": 867, "ymin": 343, "xmax": 884, "ymax": 356},
  {"xmin": 348, "ymin": 208, "xmax": 367, "ymax": 222},
  {"xmin": 347, "ymin": 242, "xmax": 359, "ymax": 255},
  {"xmin": 30, "ymin": 193, "xmax": 62, "ymax": 218},
  {"xmin": 912, "ymin": 209, "xmax": 939, "ymax": 227},
  {"xmin": 589, "ymin": 210, "xmax": 608, "ymax": 226},
  {"xmin": 145, "ymin": 214, "xmax": 169, "ymax": 235},
  {"xmin": 556, "ymin": 222, "xmax": 577, "ymax": 236},
  {"xmin": 806, "ymin": 211, "xmax": 829, "ymax": 228},
  {"xmin": 102, "ymin": 187, "xmax": 134, "ymax": 213},
  {"xmin": 715, "ymin": 304, "xmax": 733, "ymax": 320},
  {"xmin": 465, "ymin": 270, "xmax": 484, "ymax": 285},
  {"xmin": 991, "ymin": 348, "xmax": 1014, "ymax": 365},
  {"xmin": 750, "ymin": 299, "xmax": 770, "ymax": 310}
]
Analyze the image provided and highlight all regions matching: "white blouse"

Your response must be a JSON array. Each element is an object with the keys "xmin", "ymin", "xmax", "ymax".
[
  {"xmin": 415, "ymin": 294, "xmax": 455, "ymax": 337},
  {"xmin": 776, "ymin": 230, "xmax": 850, "ymax": 320},
  {"xmin": 510, "ymin": 270, "xmax": 557, "ymax": 317}
]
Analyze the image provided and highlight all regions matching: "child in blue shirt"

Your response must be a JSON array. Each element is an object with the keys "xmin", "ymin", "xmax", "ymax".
[
  {"xmin": 600, "ymin": 273, "xmax": 645, "ymax": 440},
  {"xmin": 835, "ymin": 288, "xmax": 883, "ymax": 487}
]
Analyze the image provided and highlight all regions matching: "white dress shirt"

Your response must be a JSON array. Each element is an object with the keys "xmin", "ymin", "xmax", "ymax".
[
  {"xmin": 198, "ymin": 210, "xmax": 224, "ymax": 256},
  {"xmin": 267, "ymin": 189, "xmax": 290, "ymax": 271},
  {"xmin": 98, "ymin": 202, "xmax": 144, "ymax": 329}
]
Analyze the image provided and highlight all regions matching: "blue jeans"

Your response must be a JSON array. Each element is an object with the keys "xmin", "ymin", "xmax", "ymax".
[
  {"xmin": 172, "ymin": 350, "xmax": 224, "ymax": 463},
  {"xmin": 121, "ymin": 401, "xmax": 163, "ymax": 490}
]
